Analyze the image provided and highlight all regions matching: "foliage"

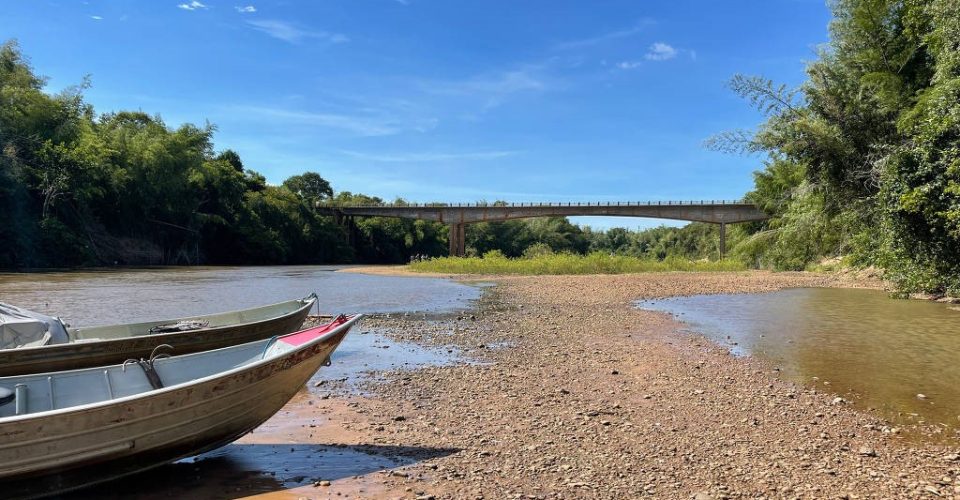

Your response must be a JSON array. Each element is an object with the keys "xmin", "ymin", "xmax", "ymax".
[
  {"xmin": 716, "ymin": 0, "xmax": 960, "ymax": 292},
  {"xmin": 408, "ymin": 252, "xmax": 746, "ymax": 275},
  {"xmin": 0, "ymin": 40, "xmax": 362, "ymax": 267}
]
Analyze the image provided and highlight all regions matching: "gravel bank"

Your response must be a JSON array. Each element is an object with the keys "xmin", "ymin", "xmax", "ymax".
[{"xmin": 294, "ymin": 271, "xmax": 959, "ymax": 500}]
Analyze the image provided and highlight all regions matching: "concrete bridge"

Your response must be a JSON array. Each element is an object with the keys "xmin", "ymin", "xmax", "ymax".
[{"xmin": 318, "ymin": 200, "xmax": 769, "ymax": 258}]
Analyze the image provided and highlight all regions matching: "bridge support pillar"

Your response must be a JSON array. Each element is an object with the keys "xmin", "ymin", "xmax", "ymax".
[
  {"xmin": 448, "ymin": 223, "xmax": 466, "ymax": 257},
  {"xmin": 719, "ymin": 222, "xmax": 726, "ymax": 260}
]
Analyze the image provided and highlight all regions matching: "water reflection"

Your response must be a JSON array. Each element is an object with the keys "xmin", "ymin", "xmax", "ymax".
[{"xmin": 640, "ymin": 288, "xmax": 960, "ymax": 435}]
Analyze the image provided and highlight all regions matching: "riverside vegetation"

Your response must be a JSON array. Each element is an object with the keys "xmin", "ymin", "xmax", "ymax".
[
  {"xmin": 3, "ymin": 0, "xmax": 960, "ymax": 293},
  {"xmin": 409, "ymin": 249, "xmax": 746, "ymax": 275}
]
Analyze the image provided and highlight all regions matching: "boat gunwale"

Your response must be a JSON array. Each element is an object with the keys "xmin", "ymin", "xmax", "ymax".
[
  {"xmin": 0, "ymin": 313, "xmax": 361, "ymax": 425},
  {"xmin": 10, "ymin": 294, "xmax": 318, "ymax": 351}
]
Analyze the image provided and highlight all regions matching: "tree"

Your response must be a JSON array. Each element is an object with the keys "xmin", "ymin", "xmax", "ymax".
[
  {"xmin": 216, "ymin": 149, "xmax": 244, "ymax": 172},
  {"xmin": 710, "ymin": 0, "xmax": 960, "ymax": 286},
  {"xmin": 283, "ymin": 172, "xmax": 333, "ymax": 206}
]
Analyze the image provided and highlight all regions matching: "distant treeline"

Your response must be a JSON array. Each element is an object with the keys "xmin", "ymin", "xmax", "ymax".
[{"xmin": 0, "ymin": 40, "xmax": 722, "ymax": 269}]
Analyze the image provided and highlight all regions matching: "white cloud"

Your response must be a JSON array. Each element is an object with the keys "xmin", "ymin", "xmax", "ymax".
[
  {"xmin": 235, "ymin": 5, "xmax": 256, "ymax": 13},
  {"xmin": 246, "ymin": 19, "xmax": 349, "ymax": 44},
  {"xmin": 90, "ymin": 15, "xmax": 103, "ymax": 20},
  {"xmin": 645, "ymin": 42, "xmax": 677, "ymax": 61},
  {"xmin": 417, "ymin": 67, "xmax": 549, "ymax": 113},
  {"xmin": 465, "ymin": 70, "xmax": 544, "ymax": 94},
  {"xmin": 553, "ymin": 20, "xmax": 654, "ymax": 51},
  {"xmin": 225, "ymin": 105, "xmax": 435, "ymax": 137},
  {"xmin": 616, "ymin": 61, "xmax": 641, "ymax": 70},
  {"xmin": 340, "ymin": 150, "xmax": 519, "ymax": 162},
  {"xmin": 178, "ymin": 1, "xmax": 208, "ymax": 11},
  {"xmin": 425, "ymin": 69, "xmax": 545, "ymax": 97}
]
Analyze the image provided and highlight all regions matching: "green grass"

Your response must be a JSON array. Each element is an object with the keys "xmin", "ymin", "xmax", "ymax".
[{"xmin": 408, "ymin": 251, "xmax": 746, "ymax": 275}]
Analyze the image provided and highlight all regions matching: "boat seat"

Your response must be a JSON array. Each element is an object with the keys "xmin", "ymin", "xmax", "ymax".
[
  {"xmin": 18, "ymin": 331, "xmax": 52, "ymax": 349},
  {"xmin": 0, "ymin": 386, "xmax": 13, "ymax": 407}
]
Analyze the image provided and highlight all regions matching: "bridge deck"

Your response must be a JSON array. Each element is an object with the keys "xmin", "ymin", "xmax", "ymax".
[
  {"xmin": 318, "ymin": 200, "xmax": 768, "ymax": 257},
  {"xmin": 318, "ymin": 200, "xmax": 768, "ymax": 225}
]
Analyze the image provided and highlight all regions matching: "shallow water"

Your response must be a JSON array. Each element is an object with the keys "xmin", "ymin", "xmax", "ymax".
[
  {"xmin": 0, "ymin": 265, "xmax": 480, "ymax": 324},
  {"xmin": 313, "ymin": 326, "xmax": 470, "ymax": 395},
  {"xmin": 639, "ymin": 288, "xmax": 960, "ymax": 436}
]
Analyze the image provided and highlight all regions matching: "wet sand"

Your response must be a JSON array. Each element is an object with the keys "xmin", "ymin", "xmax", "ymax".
[{"xmin": 79, "ymin": 271, "xmax": 960, "ymax": 499}]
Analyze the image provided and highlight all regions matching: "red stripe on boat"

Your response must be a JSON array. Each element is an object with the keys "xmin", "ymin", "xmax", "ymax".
[{"xmin": 279, "ymin": 315, "xmax": 350, "ymax": 346}]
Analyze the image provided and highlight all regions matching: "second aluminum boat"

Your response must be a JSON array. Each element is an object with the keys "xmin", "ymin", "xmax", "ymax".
[{"xmin": 0, "ymin": 295, "xmax": 318, "ymax": 376}]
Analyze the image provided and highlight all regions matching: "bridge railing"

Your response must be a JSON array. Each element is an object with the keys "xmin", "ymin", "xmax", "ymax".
[{"xmin": 317, "ymin": 199, "xmax": 751, "ymax": 209}]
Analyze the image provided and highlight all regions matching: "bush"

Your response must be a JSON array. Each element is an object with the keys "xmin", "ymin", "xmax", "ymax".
[
  {"xmin": 522, "ymin": 243, "xmax": 554, "ymax": 259},
  {"xmin": 408, "ymin": 252, "xmax": 746, "ymax": 275}
]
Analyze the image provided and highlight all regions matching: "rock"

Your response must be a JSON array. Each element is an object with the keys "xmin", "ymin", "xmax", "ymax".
[
  {"xmin": 693, "ymin": 492, "xmax": 714, "ymax": 500},
  {"xmin": 858, "ymin": 446, "xmax": 877, "ymax": 457},
  {"xmin": 313, "ymin": 480, "xmax": 331, "ymax": 487},
  {"xmin": 917, "ymin": 394, "xmax": 927, "ymax": 400},
  {"xmin": 393, "ymin": 415, "xmax": 407, "ymax": 421},
  {"xmin": 923, "ymin": 485, "xmax": 940, "ymax": 496},
  {"xmin": 831, "ymin": 397, "xmax": 846, "ymax": 405}
]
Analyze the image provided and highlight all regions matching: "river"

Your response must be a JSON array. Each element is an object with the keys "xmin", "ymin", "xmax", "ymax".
[
  {"xmin": 640, "ymin": 287, "xmax": 960, "ymax": 439},
  {"xmin": 0, "ymin": 265, "xmax": 480, "ymax": 324}
]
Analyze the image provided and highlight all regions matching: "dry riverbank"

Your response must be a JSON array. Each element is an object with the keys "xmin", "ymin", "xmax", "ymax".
[
  {"xmin": 295, "ymin": 271, "xmax": 958, "ymax": 498},
  {"xmin": 87, "ymin": 271, "xmax": 959, "ymax": 499}
]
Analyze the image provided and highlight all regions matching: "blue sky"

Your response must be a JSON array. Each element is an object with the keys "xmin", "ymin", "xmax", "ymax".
[{"xmin": 2, "ymin": 1, "xmax": 830, "ymax": 229}]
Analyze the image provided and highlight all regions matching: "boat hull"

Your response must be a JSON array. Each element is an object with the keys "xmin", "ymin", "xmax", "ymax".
[
  {"xmin": 0, "ymin": 301, "xmax": 314, "ymax": 377},
  {"xmin": 0, "ymin": 325, "xmax": 350, "ymax": 499}
]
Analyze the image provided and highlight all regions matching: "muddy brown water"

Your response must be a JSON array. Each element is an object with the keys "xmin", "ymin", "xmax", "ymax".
[
  {"xmin": 0, "ymin": 265, "xmax": 480, "ymax": 324},
  {"xmin": 639, "ymin": 287, "xmax": 960, "ymax": 439},
  {"xmin": 0, "ymin": 266, "xmax": 479, "ymax": 498}
]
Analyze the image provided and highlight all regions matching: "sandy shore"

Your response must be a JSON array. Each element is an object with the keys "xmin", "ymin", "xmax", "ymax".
[
  {"xmin": 338, "ymin": 265, "xmax": 448, "ymax": 278},
  {"xmin": 83, "ymin": 271, "xmax": 959, "ymax": 499}
]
